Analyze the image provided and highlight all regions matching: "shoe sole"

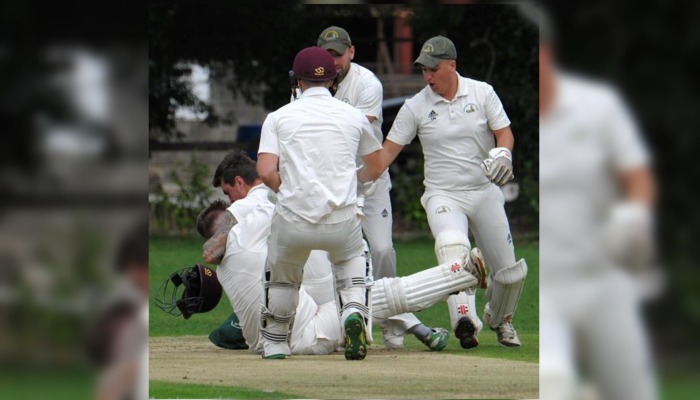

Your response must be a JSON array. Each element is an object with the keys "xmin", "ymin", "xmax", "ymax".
[
  {"xmin": 471, "ymin": 249, "xmax": 488, "ymax": 289},
  {"xmin": 454, "ymin": 317, "xmax": 479, "ymax": 349},
  {"xmin": 498, "ymin": 338, "xmax": 522, "ymax": 348},
  {"xmin": 263, "ymin": 354, "xmax": 286, "ymax": 359},
  {"xmin": 344, "ymin": 315, "xmax": 367, "ymax": 360}
]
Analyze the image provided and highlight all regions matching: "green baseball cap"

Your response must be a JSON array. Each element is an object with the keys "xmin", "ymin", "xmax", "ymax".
[
  {"xmin": 317, "ymin": 26, "xmax": 352, "ymax": 54},
  {"xmin": 413, "ymin": 36, "xmax": 457, "ymax": 68}
]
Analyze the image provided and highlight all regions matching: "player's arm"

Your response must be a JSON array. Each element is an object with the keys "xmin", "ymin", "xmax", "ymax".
[
  {"xmin": 202, "ymin": 212, "xmax": 236, "ymax": 264},
  {"xmin": 379, "ymin": 139, "xmax": 405, "ymax": 171},
  {"xmin": 621, "ymin": 167, "xmax": 656, "ymax": 206},
  {"xmin": 359, "ymin": 150, "xmax": 383, "ymax": 182},
  {"xmin": 257, "ymin": 153, "xmax": 281, "ymax": 192},
  {"xmin": 492, "ymin": 126, "xmax": 514, "ymax": 152}
]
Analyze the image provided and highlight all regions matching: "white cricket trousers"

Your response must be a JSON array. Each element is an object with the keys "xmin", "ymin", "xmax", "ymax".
[
  {"xmin": 262, "ymin": 207, "xmax": 367, "ymax": 356},
  {"xmin": 422, "ymin": 184, "xmax": 516, "ymax": 275}
]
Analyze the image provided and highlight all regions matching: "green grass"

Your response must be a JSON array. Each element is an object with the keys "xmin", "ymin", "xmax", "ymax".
[
  {"xmin": 0, "ymin": 366, "xmax": 94, "ymax": 400},
  {"xmin": 150, "ymin": 380, "xmax": 301, "ymax": 399},
  {"xmin": 150, "ymin": 236, "xmax": 538, "ymax": 398},
  {"xmin": 149, "ymin": 235, "xmax": 538, "ymax": 362}
]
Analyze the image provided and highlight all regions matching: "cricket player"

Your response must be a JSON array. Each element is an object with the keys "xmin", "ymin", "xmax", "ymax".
[
  {"xmin": 539, "ymin": 21, "xmax": 658, "ymax": 400},
  {"xmin": 379, "ymin": 36, "xmax": 528, "ymax": 348},
  {"xmin": 193, "ymin": 198, "xmax": 487, "ymax": 356},
  {"xmin": 316, "ymin": 25, "xmax": 425, "ymax": 349}
]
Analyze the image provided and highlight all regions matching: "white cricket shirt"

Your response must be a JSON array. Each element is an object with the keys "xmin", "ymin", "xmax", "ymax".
[
  {"xmin": 335, "ymin": 62, "xmax": 390, "ymax": 183},
  {"xmin": 387, "ymin": 73, "xmax": 511, "ymax": 190},
  {"xmin": 258, "ymin": 86, "xmax": 382, "ymax": 223},
  {"xmin": 540, "ymin": 71, "xmax": 650, "ymax": 275},
  {"xmin": 335, "ymin": 62, "xmax": 384, "ymax": 142},
  {"xmin": 226, "ymin": 183, "xmax": 271, "ymax": 222}
]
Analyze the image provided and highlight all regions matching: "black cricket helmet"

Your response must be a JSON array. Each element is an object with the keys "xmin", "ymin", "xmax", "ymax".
[{"xmin": 155, "ymin": 264, "xmax": 223, "ymax": 319}]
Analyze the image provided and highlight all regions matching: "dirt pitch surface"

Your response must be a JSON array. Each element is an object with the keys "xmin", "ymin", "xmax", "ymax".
[{"xmin": 150, "ymin": 336, "xmax": 538, "ymax": 399}]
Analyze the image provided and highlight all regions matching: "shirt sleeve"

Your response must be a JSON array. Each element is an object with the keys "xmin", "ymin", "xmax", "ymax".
[
  {"xmin": 355, "ymin": 76, "xmax": 383, "ymax": 120},
  {"xmin": 483, "ymin": 84, "xmax": 511, "ymax": 131},
  {"xmin": 605, "ymin": 91, "xmax": 650, "ymax": 172},
  {"xmin": 257, "ymin": 113, "xmax": 279, "ymax": 156},
  {"xmin": 357, "ymin": 115, "xmax": 382, "ymax": 156},
  {"xmin": 386, "ymin": 102, "xmax": 419, "ymax": 145}
]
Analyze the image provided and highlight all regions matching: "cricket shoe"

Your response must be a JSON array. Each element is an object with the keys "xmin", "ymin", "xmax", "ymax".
[
  {"xmin": 484, "ymin": 305, "xmax": 521, "ymax": 347},
  {"xmin": 422, "ymin": 328, "xmax": 449, "ymax": 351},
  {"xmin": 454, "ymin": 317, "xmax": 480, "ymax": 349},
  {"xmin": 381, "ymin": 328, "xmax": 405, "ymax": 350},
  {"xmin": 344, "ymin": 313, "xmax": 368, "ymax": 360}
]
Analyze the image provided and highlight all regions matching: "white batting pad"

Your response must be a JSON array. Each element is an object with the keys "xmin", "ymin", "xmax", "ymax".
[
  {"xmin": 446, "ymin": 290, "xmax": 482, "ymax": 333},
  {"xmin": 435, "ymin": 229, "xmax": 471, "ymax": 264},
  {"xmin": 373, "ymin": 257, "xmax": 479, "ymax": 319},
  {"xmin": 334, "ymin": 243, "xmax": 374, "ymax": 344},
  {"xmin": 486, "ymin": 258, "xmax": 527, "ymax": 328}
]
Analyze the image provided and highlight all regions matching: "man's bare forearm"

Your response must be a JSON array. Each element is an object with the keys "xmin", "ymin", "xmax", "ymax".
[{"xmin": 202, "ymin": 212, "xmax": 236, "ymax": 264}]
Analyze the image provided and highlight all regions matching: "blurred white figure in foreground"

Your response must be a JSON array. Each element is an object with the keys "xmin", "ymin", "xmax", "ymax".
[{"xmin": 539, "ymin": 32, "xmax": 660, "ymax": 400}]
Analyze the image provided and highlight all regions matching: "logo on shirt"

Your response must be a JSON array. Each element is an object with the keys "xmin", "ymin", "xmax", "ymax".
[
  {"xmin": 341, "ymin": 97, "xmax": 350, "ymax": 104},
  {"xmin": 381, "ymin": 209, "xmax": 389, "ymax": 218},
  {"xmin": 314, "ymin": 67, "xmax": 325, "ymax": 76},
  {"xmin": 436, "ymin": 205, "xmax": 450, "ymax": 214},
  {"xmin": 465, "ymin": 103, "xmax": 478, "ymax": 113},
  {"xmin": 428, "ymin": 110, "xmax": 438, "ymax": 121},
  {"xmin": 506, "ymin": 232, "xmax": 512, "ymax": 244}
]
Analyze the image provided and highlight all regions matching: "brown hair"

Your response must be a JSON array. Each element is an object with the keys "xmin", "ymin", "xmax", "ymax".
[
  {"xmin": 212, "ymin": 149, "xmax": 258, "ymax": 187},
  {"xmin": 196, "ymin": 199, "xmax": 229, "ymax": 238}
]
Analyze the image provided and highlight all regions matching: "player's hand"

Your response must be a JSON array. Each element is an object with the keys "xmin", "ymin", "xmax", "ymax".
[
  {"xmin": 481, "ymin": 147, "xmax": 514, "ymax": 186},
  {"xmin": 358, "ymin": 180, "xmax": 377, "ymax": 198},
  {"xmin": 602, "ymin": 201, "xmax": 655, "ymax": 270},
  {"xmin": 356, "ymin": 195, "xmax": 366, "ymax": 220}
]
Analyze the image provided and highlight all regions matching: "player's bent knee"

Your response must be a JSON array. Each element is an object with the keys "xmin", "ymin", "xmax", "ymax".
[{"xmin": 435, "ymin": 229, "xmax": 470, "ymax": 264}]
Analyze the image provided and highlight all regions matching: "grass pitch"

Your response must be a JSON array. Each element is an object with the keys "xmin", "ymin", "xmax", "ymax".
[{"xmin": 149, "ymin": 236, "xmax": 539, "ymax": 398}]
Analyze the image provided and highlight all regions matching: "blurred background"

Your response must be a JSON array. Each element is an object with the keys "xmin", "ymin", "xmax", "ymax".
[
  {"xmin": 0, "ymin": 2, "xmax": 148, "ymax": 400},
  {"xmin": 537, "ymin": 1, "xmax": 700, "ymax": 399}
]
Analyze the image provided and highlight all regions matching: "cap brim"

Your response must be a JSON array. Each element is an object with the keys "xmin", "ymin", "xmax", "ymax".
[
  {"xmin": 413, "ymin": 53, "xmax": 442, "ymax": 68},
  {"xmin": 320, "ymin": 42, "xmax": 348, "ymax": 54}
]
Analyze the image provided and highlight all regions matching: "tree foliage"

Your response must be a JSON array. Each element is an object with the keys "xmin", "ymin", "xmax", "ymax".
[{"xmin": 149, "ymin": 3, "xmax": 379, "ymax": 139}]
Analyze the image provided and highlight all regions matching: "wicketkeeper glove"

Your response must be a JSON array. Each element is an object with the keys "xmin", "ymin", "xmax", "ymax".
[
  {"xmin": 481, "ymin": 147, "xmax": 514, "ymax": 186},
  {"xmin": 602, "ymin": 201, "xmax": 655, "ymax": 271}
]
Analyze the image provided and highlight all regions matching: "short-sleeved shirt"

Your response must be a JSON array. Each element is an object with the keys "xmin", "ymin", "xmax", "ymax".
[
  {"xmin": 335, "ymin": 63, "xmax": 390, "ymax": 182},
  {"xmin": 258, "ymin": 86, "xmax": 382, "ymax": 223},
  {"xmin": 540, "ymin": 71, "xmax": 649, "ymax": 273},
  {"xmin": 387, "ymin": 73, "xmax": 511, "ymax": 190},
  {"xmin": 335, "ymin": 62, "xmax": 384, "ymax": 143},
  {"xmin": 226, "ymin": 183, "xmax": 271, "ymax": 222}
]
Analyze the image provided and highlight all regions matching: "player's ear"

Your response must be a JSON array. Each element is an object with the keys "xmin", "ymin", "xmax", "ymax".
[
  {"xmin": 348, "ymin": 46, "xmax": 355, "ymax": 60},
  {"xmin": 234, "ymin": 176, "xmax": 245, "ymax": 187}
]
